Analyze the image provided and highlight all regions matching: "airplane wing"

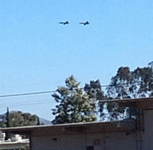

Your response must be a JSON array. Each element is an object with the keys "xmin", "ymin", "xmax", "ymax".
[
  {"xmin": 85, "ymin": 21, "xmax": 89, "ymax": 24},
  {"xmin": 59, "ymin": 21, "xmax": 69, "ymax": 25}
]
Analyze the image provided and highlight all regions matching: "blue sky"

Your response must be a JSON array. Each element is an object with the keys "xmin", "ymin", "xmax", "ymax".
[{"xmin": 0, "ymin": 0, "xmax": 153, "ymax": 120}]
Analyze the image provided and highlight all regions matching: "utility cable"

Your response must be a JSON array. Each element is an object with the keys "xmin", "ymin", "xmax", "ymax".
[
  {"xmin": 0, "ymin": 90, "xmax": 56, "ymax": 98},
  {"xmin": 0, "ymin": 99, "xmax": 56, "ymax": 108},
  {"xmin": 0, "ymin": 81, "xmax": 148, "ymax": 98}
]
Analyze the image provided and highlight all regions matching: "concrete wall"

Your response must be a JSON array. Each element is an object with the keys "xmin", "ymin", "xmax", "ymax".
[
  {"xmin": 104, "ymin": 132, "xmax": 136, "ymax": 150},
  {"xmin": 31, "ymin": 131, "xmax": 137, "ymax": 150},
  {"xmin": 31, "ymin": 134, "xmax": 84, "ymax": 150},
  {"xmin": 142, "ymin": 109, "xmax": 153, "ymax": 150}
]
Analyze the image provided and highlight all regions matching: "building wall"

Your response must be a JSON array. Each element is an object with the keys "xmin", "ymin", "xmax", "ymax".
[
  {"xmin": 104, "ymin": 132, "xmax": 136, "ymax": 150},
  {"xmin": 142, "ymin": 109, "xmax": 153, "ymax": 150},
  {"xmin": 31, "ymin": 134, "xmax": 84, "ymax": 150},
  {"xmin": 31, "ymin": 131, "xmax": 137, "ymax": 150}
]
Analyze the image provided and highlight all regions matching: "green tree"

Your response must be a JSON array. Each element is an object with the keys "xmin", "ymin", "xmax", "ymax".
[
  {"xmin": 0, "ymin": 111, "xmax": 41, "ymax": 127},
  {"xmin": 51, "ymin": 75, "xmax": 97, "ymax": 124},
  {"xmin": 84, "ymin": 80, "xmax": 104, "ymax": 101},
  {"xmin": 102, "ymin": 63, "xmax": 153, "ymax": 120},
  {"xmin": 107, "ymin": 66, "xmax": 153, "ymax": 99},
  {"xmin": 84, "ymin": 80, "xmax": 106, "ymax": 118}
]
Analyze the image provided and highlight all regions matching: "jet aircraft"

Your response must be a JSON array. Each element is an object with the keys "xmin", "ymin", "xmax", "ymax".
[
  {"xmin": 79, "ymin": 21, "xmax": 90, "ymax": 26},
  {"xmin": 59, "ymin": 21, "xmax": 69, "ymax": 25}
]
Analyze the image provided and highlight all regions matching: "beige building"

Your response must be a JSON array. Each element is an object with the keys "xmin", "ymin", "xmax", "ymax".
[{"xmin": 1, "ymin": 97, "xmax": 153, "ymax": 150}]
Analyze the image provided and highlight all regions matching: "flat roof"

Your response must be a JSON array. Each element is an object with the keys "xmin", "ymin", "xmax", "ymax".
[
  {"xmin": 1, "ymin": 97, "xmax": 152, "ymax": 136},
  {"xmin": 99, "ymin": 97, "xmax": 153, "ymax": 104},
  {"xmin": 99, "ymin": 97, "xmax": 153, "ymax": 109},
  {"xmin": 0, "ymin": 119, "xmax": 136, "ymax": 136}
]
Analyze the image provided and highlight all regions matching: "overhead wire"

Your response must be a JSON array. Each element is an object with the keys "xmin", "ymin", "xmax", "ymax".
[
  {"xmin": 0, "ymin": 90, "xmax": 56, "ymax": 98},
  {"xmin": 0, "ymin": 81, "xmax": 148, "ymax": 108},
  {"xmin": 0, "ymin": 81, "xmax": 146, "ymax": 98},
  {"xmin": 0, "ymin": 99, "xmax": 55, "ymax": 108},
  {"xmin": 0, "ymin": 91, "xmax": 57, "ymax": 108}
]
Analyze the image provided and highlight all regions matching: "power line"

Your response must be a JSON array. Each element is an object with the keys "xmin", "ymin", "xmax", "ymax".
[
  {"xmin": 0, "ymin": 90, "xmax": 56, "ymax": 98},
  {"xmin": 0, "ymin": 81, "xmax": 151, "ymax": 108},
  {"xmin": 0, "ymin": 100, "xmax": 55, "ymax": 108},
  {"xmin": 0, "ymin": 81, "xmax": 148, "ymax": 98}
]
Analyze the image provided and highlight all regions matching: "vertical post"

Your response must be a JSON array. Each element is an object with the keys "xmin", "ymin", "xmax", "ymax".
[
  {"xmin": 136, "ymin": 108, "xmax": 143, "ymax": 150},
  {"xmin": 5, "ymin": 107, "xmax": 10, "ymax": 141},
  {"xmin": 30, "ymin": 136, "xmax": 33, "ymax": 150},
  {"xmin": 37, "ymin": 117, "xmax": 40, "ymax": 125}
]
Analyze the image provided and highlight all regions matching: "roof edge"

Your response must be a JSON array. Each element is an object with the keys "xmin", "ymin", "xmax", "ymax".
[{"xmin": 99, "ymin": 97, "xmax": 153, "ymax": 104}]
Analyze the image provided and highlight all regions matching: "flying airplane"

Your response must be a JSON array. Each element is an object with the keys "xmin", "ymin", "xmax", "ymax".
[
  {"xmin": 59, "ymin": 21, "xmax": 69, "ymax": 25},
  {"xmin": 79, "ymin": 21, "xmax": 90, "ymax": 26}
]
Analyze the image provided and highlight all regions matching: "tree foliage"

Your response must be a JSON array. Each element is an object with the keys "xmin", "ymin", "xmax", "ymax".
[
  {"xmin": 107, "ymin": 66, "xmax": 153, "ymax": 99},
  {"xmin": 102, "ymin": 64, "xmax": 153, "ymax": 120},
  {"xmin": 51, "ymin": 75, "xmax": 97, "ymax": 124},
  {"xmin": 84, "ymin": 80, "xmax": 104, "ymax": 100},
  {"xmin": 84, "ymin": 80, "xmax": 106, "ymax": 117},
  {"xmin": 0, "ymin": 111, "xmax": 41, "ymax": 127},
  {"xmin": 52, "ymin": 62, "xmax": 153, "ymax": 122},
  {"xmin": 83, "ymin": 63, "xmax": 153, "ymax": 121}
]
